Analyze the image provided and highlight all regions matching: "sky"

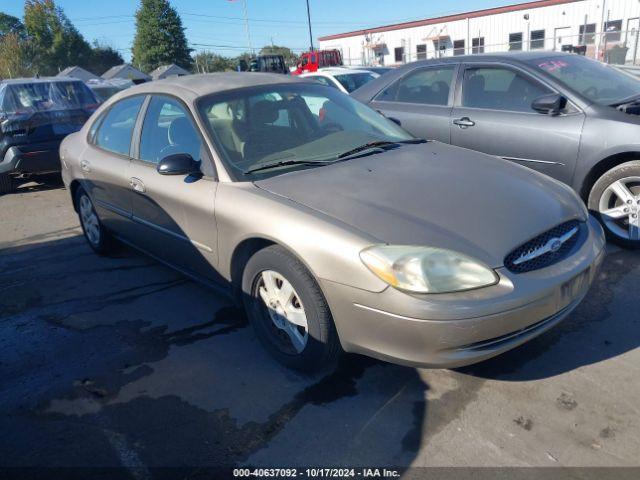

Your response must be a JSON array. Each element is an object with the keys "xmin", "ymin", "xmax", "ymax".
[{"xmin": 2, "ymin": 0, "xmax": 519, "ymax": 61}]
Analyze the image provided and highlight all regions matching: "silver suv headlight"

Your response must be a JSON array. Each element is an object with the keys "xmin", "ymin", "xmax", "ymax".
[{"xmin": 360, "ymin": 245, "xmax": 499, "ymax": 294}]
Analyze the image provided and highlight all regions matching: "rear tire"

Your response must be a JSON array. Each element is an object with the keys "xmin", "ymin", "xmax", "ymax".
[
  {"xmin": 0, "ymin": 174, "xmax": 15, "ymax": 195},
  {"xmin": 76, "ymin": 187, "xmax": 115, "ymax": 255},
  {"xmin": 589, "ymin": 161, "xmax": 640, "ymax": 249},
  {"xmin": 242, "ymin": 245, "xmax": 341, "ymax": 372}
]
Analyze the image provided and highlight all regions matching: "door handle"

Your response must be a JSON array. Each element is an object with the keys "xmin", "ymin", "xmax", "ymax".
[
  {"xmin": 129, "ymin": 177, "xmax": 146, "ymax": 194},
  {"xmin": 453, "ymin": 117, "xmax": 476, "ymax": 128},
  {"xmin": 80, "ymin": 160, "xmax": 91, "ymax": 172}
]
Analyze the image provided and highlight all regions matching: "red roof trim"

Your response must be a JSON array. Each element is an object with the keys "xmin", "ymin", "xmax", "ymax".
[{"xmin": 318, "ymin": 0, "xmax": 584, "ymax": 41}]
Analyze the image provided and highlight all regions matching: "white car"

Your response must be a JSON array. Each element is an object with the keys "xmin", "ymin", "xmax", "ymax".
[{"xmin": 300, "ymin": 68, "xmax": 379, "ymax": 94}]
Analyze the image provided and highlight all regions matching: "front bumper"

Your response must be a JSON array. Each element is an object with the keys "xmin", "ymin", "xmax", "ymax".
[
  {"xmin": 0, "ymin": 142, "xmax": 62, "ymax": 175},
  {"xmin": 321, "ymin": 215, "xmax": 606, "ymax": 368}
]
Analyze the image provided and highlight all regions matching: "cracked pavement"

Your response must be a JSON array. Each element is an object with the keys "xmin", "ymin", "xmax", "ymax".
[{"xmin": 1, "ymin": 183, "xmax": 639, "ymax": 474}]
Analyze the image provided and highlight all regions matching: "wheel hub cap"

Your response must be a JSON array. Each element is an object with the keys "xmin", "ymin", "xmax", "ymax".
[{"xmin": 257, "ymin": 270, "xmax": 309, "ymax": 353}]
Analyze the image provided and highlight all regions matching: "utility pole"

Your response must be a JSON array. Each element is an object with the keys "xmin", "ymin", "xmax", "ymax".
[
  {"xmin": 242, "ymin": 0, "xmax": 253, "ymax": 54},
  {"xmin": 306, "ymin": 0, "xmax": 314, "ymax": 51}
]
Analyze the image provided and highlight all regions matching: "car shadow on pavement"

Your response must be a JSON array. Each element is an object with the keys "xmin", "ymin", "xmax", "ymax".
[{"xmin": 458, "ymin": 247, "xmax": 640, "ymax": 382}]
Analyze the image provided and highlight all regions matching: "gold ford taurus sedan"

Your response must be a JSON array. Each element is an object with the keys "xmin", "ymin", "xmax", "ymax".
[{"xmin": 60, "ymin": 73, "xmax": 606, "ymax": 371}]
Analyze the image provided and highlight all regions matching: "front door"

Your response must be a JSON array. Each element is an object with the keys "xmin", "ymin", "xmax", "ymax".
[
  {"xmin": 127, "ymin": 95, "xmax": 219, "ymax": 280},
  {"xmin": 450, "ymin": 64, "xmax": 585, "ymax": 185},
  {"xmin": 369, "ymin": 64, "xmax": 457, "ymax": 143}
]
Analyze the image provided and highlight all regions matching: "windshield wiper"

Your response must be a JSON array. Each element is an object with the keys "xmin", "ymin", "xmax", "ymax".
[
  {"xmin": 243, "ymin": 159, "xmax": 328, "ymax": 174},
  {"xmin": 336, "ymin": 138, "xmax": 426, "ymax": 160}
]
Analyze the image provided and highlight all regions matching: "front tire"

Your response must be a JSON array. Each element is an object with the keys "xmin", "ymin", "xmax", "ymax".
[
  {"xmin": 242, "ymin": 245, "xmax": 341, "ymax": 372},
  {"xmin": 589, "ymin": 161, "xmax": 640, "ymax": 249},
  {"xmin": 76, "ymin": 187, "xmax": 114, "ymax": 255}
]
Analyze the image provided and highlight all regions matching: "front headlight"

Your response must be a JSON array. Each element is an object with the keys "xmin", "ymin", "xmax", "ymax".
[{"xmin": 360, "ymin": 245, "xmax": 498, "ymax": 294}]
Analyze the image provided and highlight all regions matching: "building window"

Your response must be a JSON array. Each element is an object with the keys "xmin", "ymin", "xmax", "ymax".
[
  {"xmin": 472, "ymin": 37, "xmax": 485, "ymax": 54},
  {"xmin": 453, "ymin": 39, "xmax": 465, "ymax": 56},
  {"xmin": 604, "ymin": 20, "xmax": 622, "ymax": 42},
  {"xmin": 530, "ymin": 29, "xmax": 545, "ymax": 50},
  {"xmin": 416, "ymin": 44, "xmax": 427, "ymax": 60},
  {"xmin": 394, "ymin": 47, "xmax": 405, "ymax": 63},
  {"xmin": 509, "ymin": 32, "xmax": 523, "ymax": 51},
  {"xmin": 579, "ymin": 23, "xmax": 596, "ymax": 45}
]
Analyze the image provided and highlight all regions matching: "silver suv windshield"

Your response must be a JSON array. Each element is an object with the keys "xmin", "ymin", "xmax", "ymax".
[
  {"xmin": 197, "ymin": 83, "xmax": 414, "ymax": 180},
  {"xmin": 527, "ymin": 55, "xmax": 640, "ymax": 105}
]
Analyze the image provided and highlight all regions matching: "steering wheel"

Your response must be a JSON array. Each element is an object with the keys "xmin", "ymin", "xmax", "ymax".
[{"xmin": 582, "ymin": 86, "xmax": 598, "ymax": 98}]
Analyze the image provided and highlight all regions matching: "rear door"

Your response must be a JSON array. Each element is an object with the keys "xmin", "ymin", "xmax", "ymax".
[
  {"xmin": 82, "ymin": 95, "xmax": 145, "ymax": 237},
  {"xmin": 450, "ymin": 63, "xmax": 585, "ymax": 184},
  {"xmin": 127, "ymin": 94, "xmax": 219, "ymax": 280},
  {"xmin": 368, "ymin": 64, "xmax": 458, "ymax": 143}
]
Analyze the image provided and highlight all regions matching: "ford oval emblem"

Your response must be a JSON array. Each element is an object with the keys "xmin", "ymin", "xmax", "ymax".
[{"xmin": 549, "ymin": 238, "xmax": 563, "ymax": 252}]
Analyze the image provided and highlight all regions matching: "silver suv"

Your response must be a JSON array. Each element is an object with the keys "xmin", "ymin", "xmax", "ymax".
[{"xmin": 353, "ymin": 52, "xmax": 640, "ymax": 248}]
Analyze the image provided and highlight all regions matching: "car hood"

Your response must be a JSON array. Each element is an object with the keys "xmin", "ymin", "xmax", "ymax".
[{"xmin": 254, "ymin": 142, "xmax": 587, "ymax": 268}]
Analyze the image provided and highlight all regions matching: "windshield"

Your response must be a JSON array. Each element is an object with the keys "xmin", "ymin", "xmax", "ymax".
[
  {"xmin": 0, "ymin": 81, "xmax": 97, "ymax": 114},
  {"xmin": 197, "ymin": 83, "xmax": 413, "ymax": 180},
  {"xmin": 333, "ymin": 72, "xmax": 377, "ymax": 93},
  {"xmin": 527, "ymin": 55, "xmax": 640, "ymax": 105}
]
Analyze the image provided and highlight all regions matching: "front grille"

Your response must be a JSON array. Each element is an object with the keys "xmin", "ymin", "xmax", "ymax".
[{"xmin": 504, "ymin": 220, "xmax": 582, "ymax": 274}]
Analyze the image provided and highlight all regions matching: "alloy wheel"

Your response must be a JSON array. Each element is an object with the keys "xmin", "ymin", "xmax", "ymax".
[
  {"xmin": 598, "ymin": 176, "xmax": 640, "ymax": 241},
  {"xmin": 256, "ymin": 270, "xmax": 309, "ymax": 354}
]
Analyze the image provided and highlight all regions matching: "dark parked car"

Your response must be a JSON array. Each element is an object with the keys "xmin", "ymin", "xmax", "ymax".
[
  {"xmin": 353, "ymin": 52, "xmax": 640, "ymax": 248},
  {"xmin": 0, "ymin": 77, "xmax": 98, "ymax": 193}
]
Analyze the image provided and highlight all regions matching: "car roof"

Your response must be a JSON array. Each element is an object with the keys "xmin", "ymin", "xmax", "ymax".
[
  {"xmin": 402, "ymin": 50, "xmax": 569, "ymax": 67},
  {"xmin": 123, "ymin": 72, "xmax": 304, "ymax": 98},
  {"xmin": 0, "ymin": 76, "xmax": 84, "ymax": 85}
]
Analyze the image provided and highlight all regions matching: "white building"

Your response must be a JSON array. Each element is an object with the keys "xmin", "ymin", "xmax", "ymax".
[{"xmin": 318, "ymin": 0, "xmax": 640, "ymax": 66}]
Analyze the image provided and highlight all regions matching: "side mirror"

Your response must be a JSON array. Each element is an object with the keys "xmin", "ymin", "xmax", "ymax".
[
  {"xmin": 157, "ymin": 154, "xmax": 200, "ymax": 176},
  {"xmin": 532, "ymin": 93, "xmax": 568, "ymax": 115}
]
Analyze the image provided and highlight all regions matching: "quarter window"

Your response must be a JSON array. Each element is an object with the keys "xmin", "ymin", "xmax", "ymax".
[
  {"xmin": 139, "ymin": 96, "xmax": 203, "ymax": 164},
  {"xmin": 94, "ymin": 96, "xmax": 144, "ymax": 156},
  {"xmin": 376, "ymin": 66, "xmax": 455, "ymax": 106},
  {"xmin": 462, "ymin": 67, "xmax": 551, "ymax": 112}
]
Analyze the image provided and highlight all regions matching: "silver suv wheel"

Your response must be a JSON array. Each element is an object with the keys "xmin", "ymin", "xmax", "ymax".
[{"xmin": 79, "ymin": 194, "xmax": 101, "ymax": 246}]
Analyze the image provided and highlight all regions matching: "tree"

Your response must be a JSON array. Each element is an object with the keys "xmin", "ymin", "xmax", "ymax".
[
  {"xmin": 192, "ymin": 51, "xmax": 234, "ymax": 73},
  {"xmin": 89, "ymin": 41, "xmax": 124, "ymax": 75},
  {"xmin": 131, "ymin": 0, "xmax": 192, "ymax": 73},
  {"xmin": 0, "ymin": 32, "xmax": 33, "ymax": 78},
  {"xmin": 23, "ymin": 0, "xmax": 92, "ymax": 75},
  {"xmin": 259, "ymin": 45, "xmax": 299, "ymax": 66},
  {"xmin": 0, "ymin": 12, "xmax": 26, "ymax": 39}
]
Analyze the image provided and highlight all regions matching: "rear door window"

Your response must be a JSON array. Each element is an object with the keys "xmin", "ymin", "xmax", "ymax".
[
  {"xmin": 94, "ymin": 96, "xmax": 145, "ymax": 156},
  {"xmin": 376, "ymin": 66, "xmax": 455, "ymax": 105}
]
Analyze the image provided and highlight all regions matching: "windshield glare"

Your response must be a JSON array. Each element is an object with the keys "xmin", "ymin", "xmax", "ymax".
[
  {"xmin": 198, "ymin": 84, "xmax": 413, "ymax": 179},
  {"xmin": 528, "ymin": 55, "xmax": 640, "ymax": 105}
]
